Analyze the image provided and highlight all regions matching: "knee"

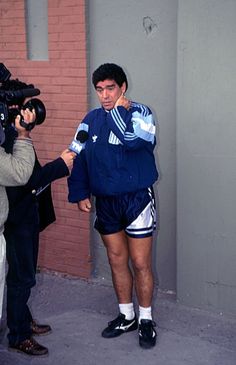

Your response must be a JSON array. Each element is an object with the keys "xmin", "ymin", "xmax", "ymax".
[
  {"xmin": 132, "ymin": 256, "xmax": 151, "ymax": 275},
  {"xmin": 107, "ymin": 250, "xmax": 128, "ymax": 270}
]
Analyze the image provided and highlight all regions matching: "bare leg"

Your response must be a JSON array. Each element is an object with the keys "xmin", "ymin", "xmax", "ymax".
[
  {"xmin": 101, "ymin": 231, "xmax": 133, "ymax": 303},
  {"xmin": 128, "ymin": 236, "xmax": 154, "ymax": 307}
]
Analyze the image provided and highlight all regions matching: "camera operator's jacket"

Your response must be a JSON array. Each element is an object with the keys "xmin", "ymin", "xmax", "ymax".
[
  {"xmin": 68, "ymin": 101, "xmax": 158, "ymax": 202},
  {"xmin": 3, "ymin": 127, "xmax": 70, "ymax": 232},
  {"xmin": 6, "ymin": 155, "xmax": 69, "ymax": 231},
  {"xmin": 0, "ymin": 139, "xmax": 35, "ymax": 234},
  {"xmin": 6, "ymin": 155, "xmax": 69, "ymax": 232}
]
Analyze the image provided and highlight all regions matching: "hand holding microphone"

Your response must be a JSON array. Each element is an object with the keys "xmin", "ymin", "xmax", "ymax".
[{"xmin": 60, "ymin": 149, "xmax": 76, "ymax": 168}]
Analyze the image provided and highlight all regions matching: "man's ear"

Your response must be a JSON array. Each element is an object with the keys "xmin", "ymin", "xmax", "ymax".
[{"xmin": 121, "ymin": 82, "xmax": 127, "ymax": 94}]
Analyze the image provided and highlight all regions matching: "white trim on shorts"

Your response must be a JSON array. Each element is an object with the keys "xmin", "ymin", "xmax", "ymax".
[{"xmin": 125, "ymin": 187, "xmax": 156, "ymax": 238}]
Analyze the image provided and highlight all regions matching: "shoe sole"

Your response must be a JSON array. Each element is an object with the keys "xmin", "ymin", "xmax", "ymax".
[
  {"xmin": 32, "ymin": 329, "xmax": 52, "ymax": 336},
  {"xmin": 8, "ymin": 346, "xmax": 49, "ymax": 357}
]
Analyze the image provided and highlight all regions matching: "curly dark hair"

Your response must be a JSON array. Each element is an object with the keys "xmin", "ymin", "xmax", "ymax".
[{"xmin": 92, "ymin": 63, "xmax": 128, "ymax": 91}]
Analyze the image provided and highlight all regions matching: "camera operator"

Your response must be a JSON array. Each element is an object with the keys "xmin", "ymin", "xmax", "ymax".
[
  {"xmin": 1, "ymin": 82, "xmax": 75, "ymax": 356},
  {"xmin": 0, "ymin": 111, "xmax": 35, "ymax": 330}
]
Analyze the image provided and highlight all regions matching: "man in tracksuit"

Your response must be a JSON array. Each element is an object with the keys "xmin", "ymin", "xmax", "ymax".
[{"xmin": 68, "ymin": 63, "xmax": 158, "ymax": 349}]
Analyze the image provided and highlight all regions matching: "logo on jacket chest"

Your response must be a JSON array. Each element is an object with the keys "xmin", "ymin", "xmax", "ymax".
[{"xmin": 92, "ymin": 135, "xmax": 98, "ymax": 143}]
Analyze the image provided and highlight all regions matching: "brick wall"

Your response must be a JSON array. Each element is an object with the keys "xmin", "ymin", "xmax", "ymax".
[{"xmin": 0, "ymin": 0, "xmax": 91, "ymax": 278}]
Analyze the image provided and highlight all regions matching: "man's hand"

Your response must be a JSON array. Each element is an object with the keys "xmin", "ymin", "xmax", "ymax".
[
  {"xmin": 78, "ymin": 198, "xmax": 92, "ymax": 212},
  {"xmin": 15, "ymin": 107, "xmax": 36, "ymax": 138},
  {"xmin": 60, "ymin": 149, "xmax": 76, "ymax": 168},
  {"xmin": 114, "ymin": 93, "xmax": 131, "ymax": 110}
]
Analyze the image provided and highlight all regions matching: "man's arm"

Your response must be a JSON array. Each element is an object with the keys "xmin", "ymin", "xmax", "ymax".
[
  {"xmin": 0, "ymin": 110, "xmax": 35, "ymax": 186},
  {"xmin": 67, "ymin": 150, "xmax": 90, "ymax": 203},
  {"xmin": 107, "ymin": 97, "xmax": 156, "ymax": 150},
  {"xmin": 27, "ymin": 149, "xmax": 75, "ymax": 194}
]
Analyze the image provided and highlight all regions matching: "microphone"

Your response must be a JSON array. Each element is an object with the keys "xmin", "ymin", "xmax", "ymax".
[
  {"xmin": 69, "ymin": 127, "xmax": 89, "ymax": 154},
  {"xmin": 76, "ymin": 130, "xmax": 89, "ymax": 143}
]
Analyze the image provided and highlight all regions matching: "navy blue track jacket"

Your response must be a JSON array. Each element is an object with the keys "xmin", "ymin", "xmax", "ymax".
[{"xmin": 68, "ymin": 101, "xmax": 158, "ymax": 202}]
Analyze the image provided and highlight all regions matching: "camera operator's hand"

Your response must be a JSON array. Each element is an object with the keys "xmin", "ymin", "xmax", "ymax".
[
  {"xmin": 60, "ymin": 149, "xmax": 76, "ymax": 168},
  {"xmin": 21, "ymin": 107, "xmax": 36, "ymax": 123},
  {"xmin": 15, "ymin": 108, "xmax": 36, "ymax": 139}
]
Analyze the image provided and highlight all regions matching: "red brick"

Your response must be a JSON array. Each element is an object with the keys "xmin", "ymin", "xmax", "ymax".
[{"xmin": 0, "ymin": 0, "xmax": 90, "ymax": 279}]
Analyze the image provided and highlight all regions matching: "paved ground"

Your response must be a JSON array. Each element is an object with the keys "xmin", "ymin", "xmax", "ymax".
[{"xmin": 0, "ymin": 272, "xmax": 236, "ymax": 365}]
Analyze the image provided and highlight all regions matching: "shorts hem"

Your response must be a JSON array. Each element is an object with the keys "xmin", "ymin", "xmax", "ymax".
[{"xmin": 125, "ymin": 232, "xmax": 154, "ymax": 239}]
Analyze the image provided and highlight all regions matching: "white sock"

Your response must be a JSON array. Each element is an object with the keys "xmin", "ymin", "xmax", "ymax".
[
  {"xmin": 119, "ymin": 303, "xmax": 135, "ymax": 320},
  {"xmin": 139, "ymin": 305, "xmax": 152, "ymax": 323}
]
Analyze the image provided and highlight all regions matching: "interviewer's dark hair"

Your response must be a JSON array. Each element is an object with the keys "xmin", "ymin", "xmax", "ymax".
[{"xmin": 92, "ymin": 63, "xmax": 128, "ymax": 91}]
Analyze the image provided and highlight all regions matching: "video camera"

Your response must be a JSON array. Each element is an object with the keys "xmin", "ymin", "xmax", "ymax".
[{"xmin": 0, "ymin": 63, "xmax": 46, "ymax": 131}]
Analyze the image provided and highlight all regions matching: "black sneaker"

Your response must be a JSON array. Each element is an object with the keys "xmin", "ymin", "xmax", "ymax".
[
  {"xmin": 102, "ymin": 313, "xmax": 138, "ymax": 338},
  {"xmin": 139, "ymin": 319, "xmax": 157, "ymax": 349}
]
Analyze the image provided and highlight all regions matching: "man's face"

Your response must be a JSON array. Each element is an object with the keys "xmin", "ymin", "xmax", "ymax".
[{"xmin": 95, "ymin": 79, "xmax": 126, "ymax": 111}]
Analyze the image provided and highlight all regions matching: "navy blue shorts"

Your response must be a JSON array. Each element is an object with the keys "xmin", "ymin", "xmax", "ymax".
[{"xmin": 94, "ymin": 187, "xmax": 156, "ymax": 238}]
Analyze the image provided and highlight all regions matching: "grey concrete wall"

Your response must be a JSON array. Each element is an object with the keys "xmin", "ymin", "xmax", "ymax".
[
  {"xmin": 177, "ymin": 0, "xmax": 236, "ymax": 315},
  {"xmin": 87, "ymin": 0, "xmax": 236, "ymax": 315},
  {"xmin": 25, "ymin": 0, "xmax": 48, "ymax": 60},
  {"xmin": 88, "ymin": 0, "xmax": 178, "ymax": 292}
]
